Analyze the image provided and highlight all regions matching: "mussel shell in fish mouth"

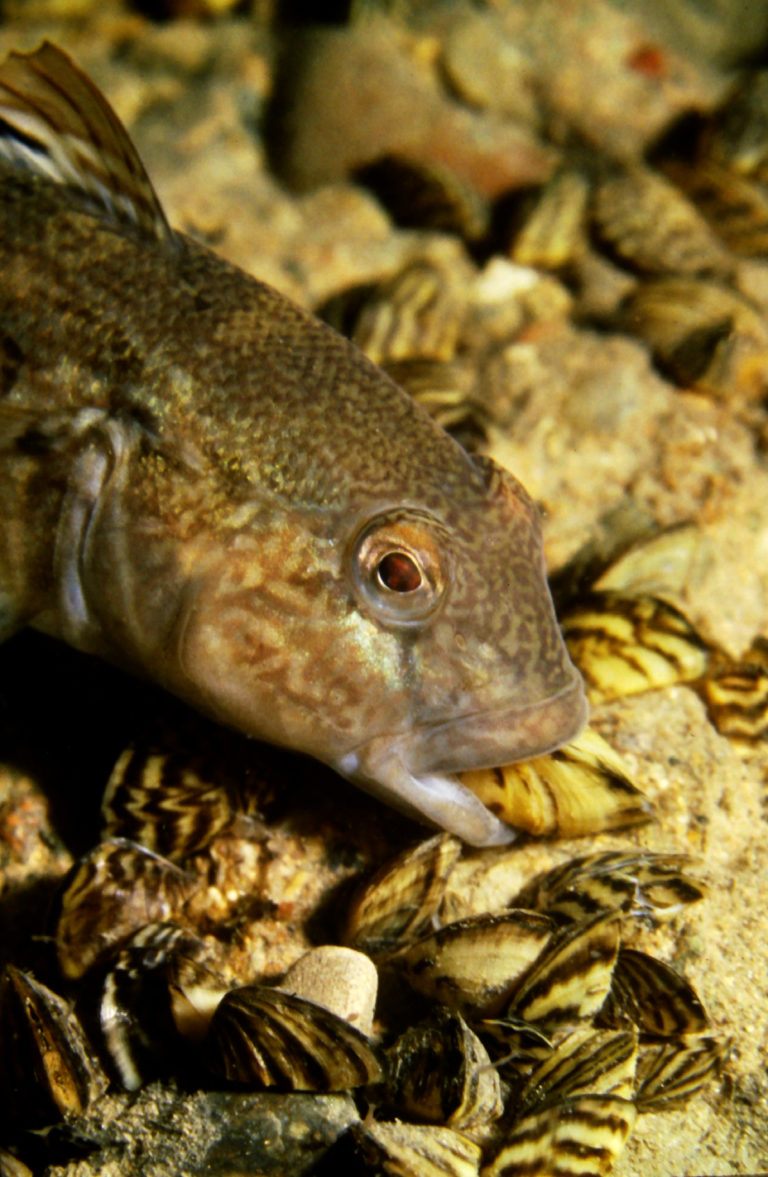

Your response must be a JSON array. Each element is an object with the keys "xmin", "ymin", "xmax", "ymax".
[{"xmin": 336, "ymin": 671, "xmax": 588, "ymax": 847}]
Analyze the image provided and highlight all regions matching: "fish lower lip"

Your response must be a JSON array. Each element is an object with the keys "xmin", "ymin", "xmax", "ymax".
[{"xmin": 335, "ymin": 749, "xmax": 516, "ymax": 847}]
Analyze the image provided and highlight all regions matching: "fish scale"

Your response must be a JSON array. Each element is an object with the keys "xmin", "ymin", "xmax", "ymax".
[{"xmin": 0, "ymin": 41, "xmax": 586, "ymax": 846}]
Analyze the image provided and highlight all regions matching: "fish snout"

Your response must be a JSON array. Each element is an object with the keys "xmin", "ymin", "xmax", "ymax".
[{"xmin": 409, "ymin": 669, "xmax": 588, "ymax": 777}]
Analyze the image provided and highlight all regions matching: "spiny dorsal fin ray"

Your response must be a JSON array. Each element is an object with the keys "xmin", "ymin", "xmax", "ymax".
[{"xmin": 0, "ymin": 41, "xmax": 174, "ymax": 244}]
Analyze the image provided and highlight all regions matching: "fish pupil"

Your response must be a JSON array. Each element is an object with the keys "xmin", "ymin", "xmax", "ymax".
[{"xmin": 377, "ymin": 552, "xmax": 422, "ymax": 593}]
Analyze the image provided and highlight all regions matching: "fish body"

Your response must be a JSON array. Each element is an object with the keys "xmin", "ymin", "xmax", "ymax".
[{"xmin": 0, "ymin": 43, "xmax": 586, "ymax": 846}]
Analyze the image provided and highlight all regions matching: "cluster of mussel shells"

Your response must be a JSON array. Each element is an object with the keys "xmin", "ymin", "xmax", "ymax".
[
  {"xmin": 326, "ymin": 66, "xmax": 768, "ymax": 430},
  {"xmin": 0, "ymin": 817, "xmax": 726, "ymax": 1177},
  {"xmin": 1, "ymin": 509, "xmax": 761, "ymax": 1173},
  {"xmin": 0, "ymin": 532, "xmax": 738, "ymax": 1177},
  {"xmin": 1, "ymin": 501, "xmax": 760, "ymax": 1177}
]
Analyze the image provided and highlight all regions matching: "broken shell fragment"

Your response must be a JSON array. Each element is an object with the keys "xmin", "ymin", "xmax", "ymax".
[
  {"xmin": 55, "ymin": 838, "xmax": 196, "ymax": 980},
  {"xmin": 461, "ymin": 726, "xmax": 652, "ymax": 838},
  {"xmin": 597, "ymin": 948, "xmax": 710, "ymax": 1037},
  {"xmin": 561, "ymin": 591, "xmax": 711, "ymax": 704},
  {"xmin": 205, "ymin": 984, "xmax": 383, "ymax": 1091},
  {"xmin": 514, "ymin": 850, "xmax": 706, "ymax": 924},
  {"xmin": 344, "ymin": 833, "xmax": 461, "ymax": 957},
  {"xmin": 0, "ymin": 966, "xmax": 108, "ymax": 1127},
  {"xmin": 398, "ymin": 910, "xmax": 554, "ymax": 1017},
  {"xmin": 278, "ymin": 945, "xmax": 378, "ymax": 1037},
  {"xmin": 387, "ymin": 1007, "xmax": 503, "ymax": 1129},
  {"xmin": 481, "ymin": 1093, "xmax": 636, "ymax": 1177}
]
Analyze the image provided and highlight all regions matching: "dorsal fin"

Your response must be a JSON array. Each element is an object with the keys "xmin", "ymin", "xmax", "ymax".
[{"xmin": 0, "ymin": 41, "xmax": 174, "ymax": 244}]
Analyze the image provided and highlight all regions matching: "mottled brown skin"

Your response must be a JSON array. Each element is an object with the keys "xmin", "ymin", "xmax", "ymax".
[{"xmin": 0, "ymin": 47, "xmax": 585, "ymax": 845}]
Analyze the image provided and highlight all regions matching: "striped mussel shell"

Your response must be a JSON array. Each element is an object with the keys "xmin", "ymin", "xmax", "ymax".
[
  {"xmin": 504, "ymin": 912, "xmax": 620, "ymax": 1029},
  {"xmin": 512, "ymin": 1027, "xmax": 638, "ymax": 1115},
  {"xmin": 590, "ymin": 167, "xmax": 733, "ymax": 280},
  {"xmin": 460, "ymin": 726, "xmax": 652, "ymax": 839},
  {"xmin": 343, "ymin": 832, "xmax": 461, "ymax": 958},
  {"xmin": 697, "ymin": 637, "xmax": 768, "ymax": 742},
  {"xmin": 616, "ymin": 276, "xmax": 768, "ymax": 398},
  {"xmin": 386, "ymin": 1007, "xmax": 503, "ymax": 1129},
  {"xmin": 509, "ymin": 170, "xmax": 590, "ymax": 272},
  {"xmin": 399, "ymin": 908, "xmax": 621, "ymax": 1030},
  {"xmin": 347, "ymin": 256, "xmax": 468, "ymax": 365},
  {"xmin": 473, "ymin": 1014, "xmax": 554, "ymax": 1070},
  {"xmin": 355, "ymin": 153, "xmax": 490, "ymax": 242},
  {"xmin": 486, "ymin": 1026, "xmax": 637, "ymax": 1144},
  {"xmin": 54, "ymin": 838, "xmax": 197, "ymax": 980},
  {"xmin": 0, "ymin": 1149, "xmax": 33, "ymax": 1177},
  {"xmin": 597, "ymin": 948, "xmax": 710, "ymax": 1038},
  {"xmin": 102, "ymin": 743, "xmax": 241, "ymax": 860},
  {"xmin": 204, "ymin": 984, "xmax": 383, "ymax": 1091},
  {"xmin": 634, "ymin": 1036, "xmax": 730, "ymax": 1112},
  {"xmin": 0, "ymin": 966, "xmax": 107, "ymax": 1127},
  {"xmin": 661, "ymin": 157, "xmax": 768, "ymax": 259},
  {"xmin": 654, "ymin": 71, "xmax": 768, "ymax": 258},
  {"xmin": 100, "ymin": 710, "xmax": 267, "ymax": 861},
  {"xmin": 560, "ymin": 591, "xmax": 711, "ymax": 705},
  {"xmin": 587, "ymin": 522, "xmax": 704, "ymax": 601},
  {"xmin": 700, "ymin": 70, "xmax": 768, "ymax": 183},
  {"xmin": 94, "ymin": 921, "xmax": 228, "ymax": 1091},
  {"xmin": 513, "ymin": 850, "xmax": 706, "ymax": 925},
  {"xmin": 381, "ymin": 358, "xmax": 488, "ymax": 443},
  {"xmin": 397, "ymin": 909, "xmax": 554, "ymax": 1017},
  {"xmin": 334, "ymin": 1119, "xmax": 483, "ymax": 1177},
  {"xmin": 481, "ymin": 1092, "xmax": 636, "ymax": 1177}
]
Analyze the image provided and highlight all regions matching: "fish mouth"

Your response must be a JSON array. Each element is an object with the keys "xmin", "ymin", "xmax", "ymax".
[{"xmin": 335, "ymin": 671, "xmax": 588, "ymax": 847}]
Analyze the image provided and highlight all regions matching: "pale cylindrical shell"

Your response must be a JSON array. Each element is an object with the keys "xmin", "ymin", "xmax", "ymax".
[{"xmin": 278, "ymin": 945, "xmax": 378, "ymax": 1038}]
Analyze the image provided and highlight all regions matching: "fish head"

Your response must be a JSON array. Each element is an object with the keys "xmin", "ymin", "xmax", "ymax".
[
  {"xmin": 0, "ymin": 40, "xmax": 582, "ymax": 847},
  {"xmin": 177, "ymin": 453, "xmax": 586, "ymax": 847}
]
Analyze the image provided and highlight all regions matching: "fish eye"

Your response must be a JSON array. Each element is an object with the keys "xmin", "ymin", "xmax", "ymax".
[
  {"xmin": 376, "ymin": 551, "xmax": 423, "ymax": 594},
  {"xmin": 351, "ymin": 512, "xmax": 447, "ymax": 625}
]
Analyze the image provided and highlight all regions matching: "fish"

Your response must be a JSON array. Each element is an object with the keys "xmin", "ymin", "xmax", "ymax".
[{"xmin": 0, "ymin": 42, "xmax": 586, "ymax": 847}]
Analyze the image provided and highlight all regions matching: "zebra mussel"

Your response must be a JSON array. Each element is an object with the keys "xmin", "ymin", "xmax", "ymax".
[
  {"xmin": 0, "ymin": 511, "xmax": 748, "ymax": 1176},
  {"xmin": 0, "ymin": 758, "xmax": 726, "ymax": 1177}
]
